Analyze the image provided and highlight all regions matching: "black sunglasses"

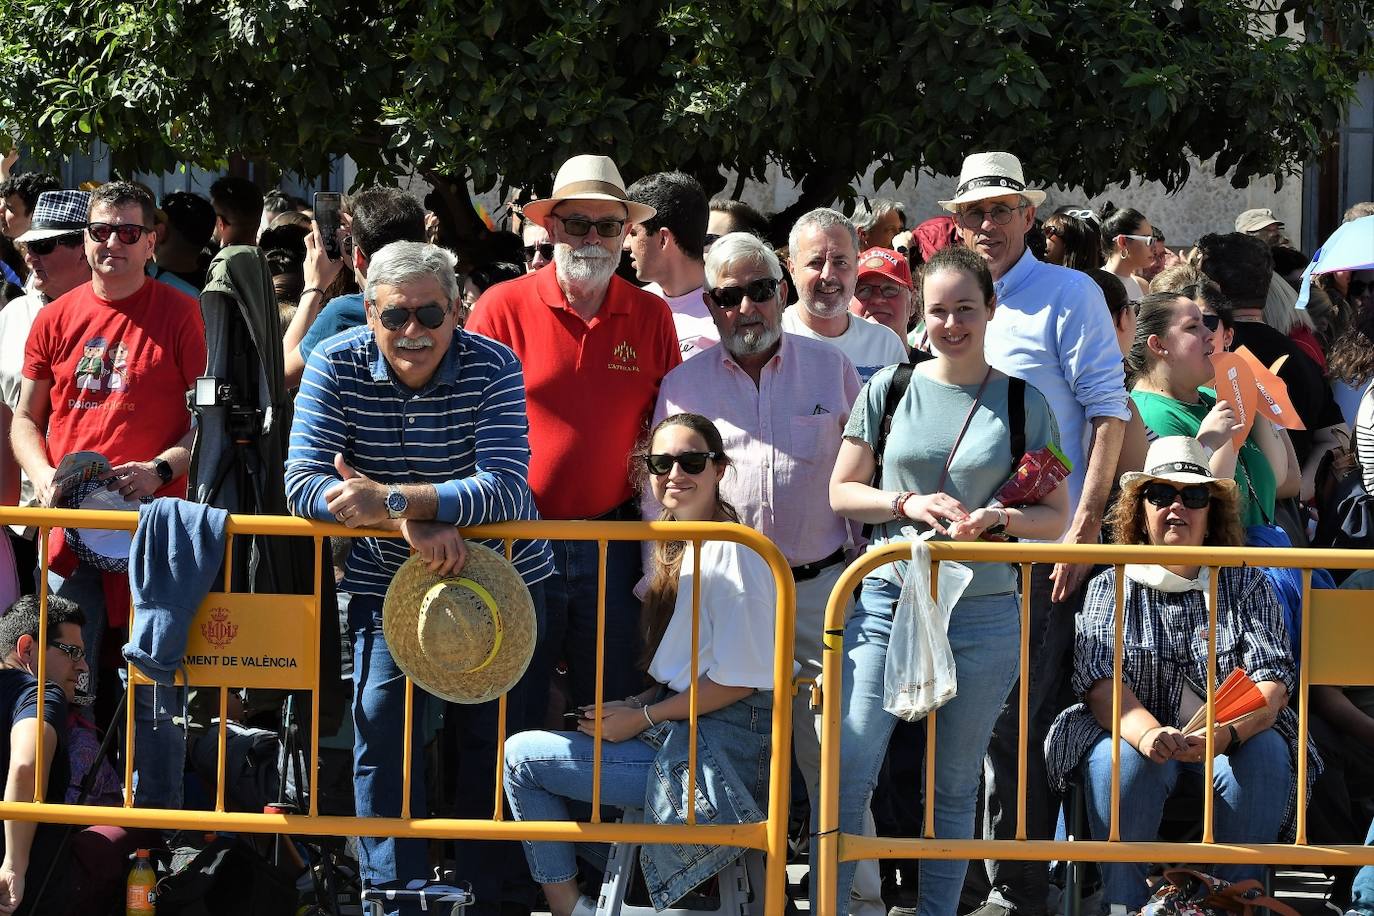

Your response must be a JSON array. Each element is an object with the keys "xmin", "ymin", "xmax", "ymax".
[
  {"xmin": 523, "ymin": 243, "xmax": 555, "ymax": 262},
  {"xmin": 554, "ymin": 215, "xmax": 625, "ymax": 238},
  {"xmin": 87, "ymin": 222, "xmax": 153, "ymax": 244},
  {"xmin": 708, "ymin": 278, "xmax": 779, "ymax": 310},
  {"xmin": 1143, "ymin": 482, "xmax": 1212, "ymax": 510},
  {"xmin": 22, "ymin": 232, "xmax": 84, "ymax": 256},
  {"xmin": 1201, "ymin": 313, "xmax": 1221, "ymax": 332},
  {"xmin": 644, "ymin": 451, "xmax": 719, "ymax": 476},
  {"xmin": 49, "ymin": 641, "xmax": 84, "ymax": 662},
  {"xmin": 374, "ymin": 303, "xmax": 449, "ymax": 331}
]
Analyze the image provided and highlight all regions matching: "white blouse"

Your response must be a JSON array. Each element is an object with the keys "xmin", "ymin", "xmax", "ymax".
[{"xmin": 647, "ymin": 540, "xmax": 777, "ymax": 693}]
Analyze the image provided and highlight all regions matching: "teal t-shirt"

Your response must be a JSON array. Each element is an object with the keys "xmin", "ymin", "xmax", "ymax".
[
  {"xmin": 845, "ymin": 366, "xmax": 1061, "ymax": 596},
  {"xmin": 1131, "ymin": 389, "xmax": 1277, "ymax": 528}
]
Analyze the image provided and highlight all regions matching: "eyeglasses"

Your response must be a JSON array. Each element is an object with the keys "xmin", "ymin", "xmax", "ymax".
[
  {"xmin": 1143, "ymin": 482, "xmax": 1213, "ymax": 510},
  {"xmin": 554, "ymin": 215, "xmax": 625, "ymax": 238},
  {"xmin": 1042, "ymin": 225, "xmax": 1062, "ymax": 239},
  {"xmin": 956, "ymin": 204, "xmax": 1026, "ymax": 229},
  {"xmin": 708, "ymin": 277, "xmax": 779, "ymax": 309},
  {"xmin": 49, "ymin": 641, "xmax": 84, "ymax": 662},
  {"xmin": 644, "ymin": 451, "xmax": 719, "ymax": 475},
  {"xmin": 855, "ymin": 283, "xmax": 905, "ymax": 300},
  {"xmin": 87, "ymin": 222, "xmax": 153, "ymax": 244},
  {"xmin": 373, "ymin": 302, "xmax": 450, "ymax": 331},
  {"xmin": 523, "ymin": 243, "xmax": 554, "ymax": 262},
  {"xmin": 1119, "ymin": 233, "xmax": 1154, "ymax": 244},
  {"xmin": 1201, "ymin": 313, "xmax": 1221, "ymax": 332},
  {"xmin": 21, "ymin": 232, "xmax": 84, "ymax": 256}
]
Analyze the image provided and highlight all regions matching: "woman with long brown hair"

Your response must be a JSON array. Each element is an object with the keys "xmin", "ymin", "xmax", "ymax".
[{"xmin": 503, "ymin": 413, "xmax": 776, "ymax": 916}]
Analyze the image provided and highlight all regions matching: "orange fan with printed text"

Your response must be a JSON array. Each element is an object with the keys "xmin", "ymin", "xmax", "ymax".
[{"xmin": 1182, "ymin": 667, "xmax": 1268, "ymax": 737}]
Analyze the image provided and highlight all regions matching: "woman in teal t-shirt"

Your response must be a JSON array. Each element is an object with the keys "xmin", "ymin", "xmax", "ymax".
[
  {"xmin": 826, "ymin": 245, "xmax": 1069, "ymax": 916},
  {"xmin": 1125, "ymin": 291, "xmax": 1295, "ymax": 527}
]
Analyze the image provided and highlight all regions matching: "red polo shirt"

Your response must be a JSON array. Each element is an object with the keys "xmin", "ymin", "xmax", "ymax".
[{"xmin": 467, "ymin": 265, "xmax": 681, "ymax": 519}]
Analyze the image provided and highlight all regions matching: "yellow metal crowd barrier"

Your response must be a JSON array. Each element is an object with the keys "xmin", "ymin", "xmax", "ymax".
[
  {"xmin": 817, "ymin": 541, "xmax": 1374, "ymax": 911},
  {"xmin": 0, "ymin": 508, "xmax": 797, "ymax": 916}
]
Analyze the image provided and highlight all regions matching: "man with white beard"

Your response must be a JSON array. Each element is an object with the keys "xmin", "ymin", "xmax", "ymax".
[
  {"xmin": 468, "ymin": 155, "xmax": 680, "ymax": 719},
  {"xmin": 781, "ymin": 208, "xmax": 908, "ymax": 381}
]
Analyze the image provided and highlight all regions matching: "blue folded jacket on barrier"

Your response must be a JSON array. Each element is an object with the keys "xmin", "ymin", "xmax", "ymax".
[{"xmin": 124, "ymin": 497, "xmax": 230, "ymax": 685}]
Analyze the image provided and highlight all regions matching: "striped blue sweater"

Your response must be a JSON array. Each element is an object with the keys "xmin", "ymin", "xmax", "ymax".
[{"xmin": 285, "ymin": 325, "xmax": 553, "ymax": 599}]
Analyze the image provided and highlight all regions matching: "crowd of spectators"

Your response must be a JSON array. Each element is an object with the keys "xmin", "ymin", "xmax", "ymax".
[{"xmin": 0, "ymin": 146, "xmax": 1369, "ymax": 916}]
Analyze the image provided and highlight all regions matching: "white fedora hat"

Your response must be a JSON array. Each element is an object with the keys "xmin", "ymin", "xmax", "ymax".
[
  {"xmin": 939, "ymin": 152, "xmax": 1047, "ymax": 211},
  {"xmin": 521, "ymin": 154, "xmax": 656, "ymax": 225},
  {"xmin": 1119, "ymin": 436, "xmax": 1238, "ymax": 492}
]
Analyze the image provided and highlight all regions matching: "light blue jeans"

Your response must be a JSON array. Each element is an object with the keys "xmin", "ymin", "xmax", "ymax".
[
  {"xmin": 1081, "ymin": 727, "xmax": 1292, "ymax": 909},
  {"xmin": 1352, "ymin": 815, "xmax": 1374, "ymax": 915},
  {"xmin": 830, "ymin": 576, "xmax": 1021, "ymax": 916},
  {"xmin": 503, "ymin": 728, "xmax": 659, "ymax": 883},
  {"xmin": 50, "ymin": 563, "xmax": 185, "ymax": 808}
]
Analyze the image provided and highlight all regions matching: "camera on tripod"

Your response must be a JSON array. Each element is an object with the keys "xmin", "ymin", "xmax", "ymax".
[{"xmin": 190, "ymin": 376, "xmax": 263, "ymax": 442}]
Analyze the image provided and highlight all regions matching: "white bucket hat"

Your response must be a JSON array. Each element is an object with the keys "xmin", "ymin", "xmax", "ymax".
[
  {"xmin": 939, "ymin": 152, "xmax": 1047, "ymax": 211},
  {"xmin": 521, "ymin": 155, "xmax": 656, "ymax": 225},
  {"xmin": 1119, "ymin": 436, "xmax": 1238, "ymax": 492}
]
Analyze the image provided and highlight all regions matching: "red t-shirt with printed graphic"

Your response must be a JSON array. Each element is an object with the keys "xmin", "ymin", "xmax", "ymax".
[{"xmin": 23, "ymin": 277, "xmax": 207, "ymax": 498}]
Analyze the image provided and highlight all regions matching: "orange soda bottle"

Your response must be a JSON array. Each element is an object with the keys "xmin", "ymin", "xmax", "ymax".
[{"xmin": 127, "ymin": 847, "xmax": 156, "ymax": 915}]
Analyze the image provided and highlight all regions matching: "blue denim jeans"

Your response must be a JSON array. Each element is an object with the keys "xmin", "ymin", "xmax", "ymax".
[
  {"xmin": 49, "ymin": 563, "xmax": 185, "ymax": 808},
  {"xmin": 1080, "ymin": 727, "xmax": 1293, "ymax": 909},
  {"xmin": 1352, "ymin": 815, "xmax": 1374, "ymax": 916},
  {"xmin": 349, "ymin": 582, "xmax": 546, "ymax": 916},
  {"xmin": 830, "ymin": 576, "xmax": 1021, "ymax": 916},
  {"xmin": 503, "ymin": 728, "xmax": 660, "ymax": 883},
  {"xmin": 538, "ymin": 532, "xmax": 643, "ymax": 713}
]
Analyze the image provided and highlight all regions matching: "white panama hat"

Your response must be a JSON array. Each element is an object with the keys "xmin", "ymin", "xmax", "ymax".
[
  {"xmin": 939, "ymin": 151, "xmax": 1047, "ymax": 211},
  {"xmin": 521, "ymin": 154, "xmax": 656, "ymax": 225}
]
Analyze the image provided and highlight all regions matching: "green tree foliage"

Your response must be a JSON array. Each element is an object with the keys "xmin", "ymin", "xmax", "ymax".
[{"xmin": 1, "ymin": 0, "xmax": 1370, "ymax": 230}]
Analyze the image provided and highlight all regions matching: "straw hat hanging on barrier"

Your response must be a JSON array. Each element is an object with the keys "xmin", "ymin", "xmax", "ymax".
[{"xmin": 382, "ymin": 543, "xmax": 536, "ymax": 705}]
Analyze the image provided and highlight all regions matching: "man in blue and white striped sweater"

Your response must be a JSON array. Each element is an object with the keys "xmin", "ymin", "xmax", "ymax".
[{"xmin": 286, "ymin": 240, "xmax": 552, "ymax": 914}]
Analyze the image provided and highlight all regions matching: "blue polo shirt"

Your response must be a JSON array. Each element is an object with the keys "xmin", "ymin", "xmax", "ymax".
[{"xmin": 285, "ymin": 324, "xmax": 553, "ymax": 598}]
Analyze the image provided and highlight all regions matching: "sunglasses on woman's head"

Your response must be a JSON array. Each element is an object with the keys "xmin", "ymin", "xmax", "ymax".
[
  {"xmin": 644, "ymin": 451, "xmax": 719, "ymax": 476},
  {"xmin": 86, "ymin": 222, "xmax": 152, "ymax": 244},
  {"xmin": 374, "ymin": 303, "xmax": 449, "ymax": 331},
  {"xmin": 708, "ymin": 278, "xmax": 778, "ymax": 309},
  {"xmin": 1143, "ymin": 482, "xmax": 1212, "ymax": 509},
  {"xmin": 22, "ymin": 232, "xmax": 84, "ymax": 256}
]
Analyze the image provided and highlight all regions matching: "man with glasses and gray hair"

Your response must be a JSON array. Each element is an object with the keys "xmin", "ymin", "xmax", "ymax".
[
  {"xmin": 852, "ymin": 196, "xmax": 906, "ymax": 251},
  {"xmin": 942, "ymin": 152, "xmax": 1128, "ymax": 916},
  {"xmin": 287, "ymin": 240, "xmax": 553, "ymax": 914},
  {"xmin": 467, "ymin": 154, "xmax": 680, "ymax": 727},
  {"xmin": 646, "ymin": 230, "xmax": 884, "ymax": 913},
  {"xmin": 11, "ymin": 180, "xmax": 207, "ymax": 810}
]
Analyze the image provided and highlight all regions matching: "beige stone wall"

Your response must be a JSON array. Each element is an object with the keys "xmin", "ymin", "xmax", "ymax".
[{"xmin": 727, "ymin": 159, "xmax": 1303, "ymax": 248}]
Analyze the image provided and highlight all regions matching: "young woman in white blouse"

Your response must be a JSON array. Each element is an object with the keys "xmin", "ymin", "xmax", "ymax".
[{"xmin": 504, "ymin": 412, "xmax": 777, "ymax": 916}]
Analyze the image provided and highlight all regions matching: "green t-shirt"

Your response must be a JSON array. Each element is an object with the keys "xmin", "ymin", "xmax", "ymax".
[
  {"xmin": 845, "ymin": 366, "xmax": 1061, "ymax": 596},
  {"xmin": 1130, "ymin": 389, "xmax": 1277, "ymax": 528}
]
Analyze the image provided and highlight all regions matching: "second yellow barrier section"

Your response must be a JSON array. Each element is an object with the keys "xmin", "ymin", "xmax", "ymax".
[{"xmin": 816, "ymin": 540, "xmax": 1374, "ymax": 911}]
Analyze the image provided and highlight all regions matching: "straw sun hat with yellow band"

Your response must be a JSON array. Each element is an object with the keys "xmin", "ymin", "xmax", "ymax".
[{"xmin": 382, "ymin": 543, "xmax": 536, "ymax": 705}]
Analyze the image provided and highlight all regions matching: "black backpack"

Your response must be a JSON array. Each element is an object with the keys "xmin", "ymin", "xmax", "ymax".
[{"xmin": 154, "ymin": 833, "xmax": 297, "ymax": 916}]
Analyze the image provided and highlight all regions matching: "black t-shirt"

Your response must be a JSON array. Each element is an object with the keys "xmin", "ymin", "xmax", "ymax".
[
  {"xmin": 1230, "ymin": 321, "xmax": 1344, "ymax": 464},
  {"xmin": 0, "ymin": 668, "xmax": 69, "ymax": 905}
]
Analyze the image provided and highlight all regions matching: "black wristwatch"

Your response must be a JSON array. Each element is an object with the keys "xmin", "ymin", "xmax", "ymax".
[{"xmin": 154, "ymin": 458, "xmax": 174, "ymax": 485}]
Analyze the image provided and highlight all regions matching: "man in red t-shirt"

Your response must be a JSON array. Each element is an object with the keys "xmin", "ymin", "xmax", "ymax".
[
  {"xmin": 467, "ymin": 155, "xmax": 680, "ymax": 720},
  {"xmin": 11, "ymin": 181, "xmax": 206, "ymax": 808}
]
